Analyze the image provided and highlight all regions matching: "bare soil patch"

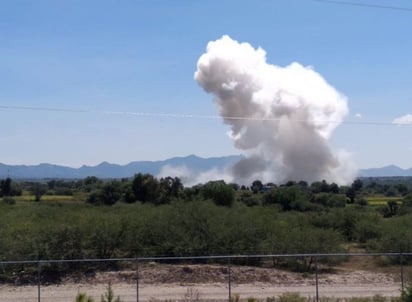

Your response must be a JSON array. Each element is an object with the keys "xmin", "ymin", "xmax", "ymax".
[{"xmin": 0, "ymin": 263, "xmax": 404, "ymax": 301}]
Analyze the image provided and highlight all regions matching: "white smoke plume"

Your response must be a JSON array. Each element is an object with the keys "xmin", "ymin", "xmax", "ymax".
[
  {"xmin": 195, "ymin": 35, "xmax": 356, "ymax": 185},
  {"xmin": 157, "ymin": 164, "xmax": 233, "ymax": 187}
]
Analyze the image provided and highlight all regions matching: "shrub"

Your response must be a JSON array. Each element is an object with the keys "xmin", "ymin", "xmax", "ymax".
[
  {"xmin": 183, "ymin": 287, "xmax": 201, "ymax": 302},
  {"xmin": 239, "ymin": 191, "xmax": 261, "ymax": 206},
  {"xmin": 263, "ymin": 185, "xmax": 314, "ymax": 211},
  {"xmin": 401, "ymin": 284, "xmax": 412, "ymax": 302},
  {"xmin": 278, "ymin": 293, "xmax": 306, "ymax": 302},
  {"xmin": 312, "ymin": 193, "xmax": 346, "ymax": 208},
  {"xmin": 87, "ymin": 181, "xmax": 122, "ymax": 205},
  {"xmin": 101, "ymin": 283, "xmax": 123, "ymax": 302},
  {"xmin": 2, "ymin": 197, "xmax": 15, "ymax": 205},
  {"xmin": 75, "ymin": 292, "xmax": 95, "ymax": 302},
  {"xmin": 201, "ymin": 180, "xmax": 235, "ymax": 207}
]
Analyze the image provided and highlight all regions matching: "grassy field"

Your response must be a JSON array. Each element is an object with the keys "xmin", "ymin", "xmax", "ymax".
[
  {"xmin": 10, "ymin": 191, "xmax": 87, "ymax": 203},
  {"xmin": 365, "ymin": 196, "xmax": 403, "ymax": 206},
  {"xmin": 8, "ymin": 193, "xmax": 406, "ymax": 206},
  {"xmin": 18, "ymin": 194, "xmax": 73, "ymax": 201}
]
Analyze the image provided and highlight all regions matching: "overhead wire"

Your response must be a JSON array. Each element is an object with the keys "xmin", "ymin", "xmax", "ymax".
[
  {"xmin": 312, "ymin": 0, "xmax": 412, "ymax": 12},
  {"xmin": 2, "ymin": 2, "xmax": 411, "ymax": 127},
  {"xmin": 0, "ymin": 104, "xmax": 410, "ymax": 126}
]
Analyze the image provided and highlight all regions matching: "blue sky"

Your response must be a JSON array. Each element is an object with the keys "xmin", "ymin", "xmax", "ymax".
[{"xmin": 0, "ymin": 0, "xmax": 411, "ymax": 169}]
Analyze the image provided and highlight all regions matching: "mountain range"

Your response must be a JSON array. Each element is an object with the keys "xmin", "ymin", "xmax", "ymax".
[
  {"xmin": 0, "ymin": 155, "xmax": 411, "ymax": 179},
  {"xmin": 0, "ymin": 155, "xmax": 242, "ymax": 179},
  {"xmin": 358, "ymin": 164, "xmax": 412, "ymax": 177}
]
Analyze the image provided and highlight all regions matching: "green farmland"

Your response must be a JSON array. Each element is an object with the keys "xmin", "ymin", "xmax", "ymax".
[{"xmin": 365, "ymin": 196, "xmax": 403, "ymax": 206}]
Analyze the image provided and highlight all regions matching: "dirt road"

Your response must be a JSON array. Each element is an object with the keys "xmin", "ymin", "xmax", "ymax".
[{"xmin": 0, "ymin": 264, "xmax": 404, "ymax": 301}]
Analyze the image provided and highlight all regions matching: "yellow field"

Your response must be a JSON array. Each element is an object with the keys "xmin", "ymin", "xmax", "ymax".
[
  {"xmin": 13, "ymin": 193, "xmax": 85, "ymax": 203},
  {"xmin": 17, "ymin": 195, "xmax": 72, "ymax": 202},
  {"xmin": 365, "ymin": 196, "xmax": 402, "ymax": 206}
]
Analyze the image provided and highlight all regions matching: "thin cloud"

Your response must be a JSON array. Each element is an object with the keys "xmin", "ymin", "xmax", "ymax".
[{"xmin": 393, "ymin": 114, "xmax": 412, "ymax": 125}]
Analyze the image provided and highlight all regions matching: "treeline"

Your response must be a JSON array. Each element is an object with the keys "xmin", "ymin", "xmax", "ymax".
[{"xmin": 2, "ymin": 174, "xmax": 411, "ymax": 208}]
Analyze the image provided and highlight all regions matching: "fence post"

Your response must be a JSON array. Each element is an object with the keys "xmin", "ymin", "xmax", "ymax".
[
  {"xmin": 315, "ymin": 256, "xmax": 319, "ymax": 302},
  {"xmin": 136, "ymin": 258, "xmax": 139, "ymax": 302},
  {"xmin": 37, "ymin": 261, "xmax": 41, "ymax": 302},
  {"xmin": 400, "ymin": 253, "xmax": 404, "ymax": 292},
  {"xmin": 228, "ymin": 257, "xmax": 232, "ymax": 302}
]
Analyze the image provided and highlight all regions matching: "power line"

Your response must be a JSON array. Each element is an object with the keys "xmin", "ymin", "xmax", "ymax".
[
  {"xmin": 0, "ymin": 104, "xmax": 410, "ymax": 127},
  {"xmin": 0, "ymin": 105, "xmax": 88, "ymax": 113},
  {"xmin": 312, "ymin": 0, "xmax": 412, "ymax": 12}
]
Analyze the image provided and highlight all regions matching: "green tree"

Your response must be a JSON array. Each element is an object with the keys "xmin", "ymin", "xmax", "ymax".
[
  {"xmin": 158, "ymin": 176, "xmax": 183, "ymax": 204},
  {"xmin": 263, "ymin": 185, "xmax": 314, "ymax": 211},
  {"xmin": 0, "ymin": 177, "xmax": 12, "ymax": 197},
  {"xmin": 100, "ymin": 181, "xmax": 122, "ymax": 205},
  {"xmin": 312, "ymin": 193, "xmax": 346, "ymax": 208},
  {"xmin": 352, "ymin": 179, "xmax": 363, "ymax": 191},
  {"xmin": 201, "ymin": 180, "xmax": 235, "ymax": 207},
  {"xmin": 251, "ymin": 180, "xmax": 263, "ymax": 194},
  {"xmin": 346, "ymin": 186, "xmax": 356, "ymax": 204},
  {"xmin": 121, "ymin": 183, "xmax": 135, "ymax": 203},
  {"xmin": 87, "ymin": 181, "xmax": 122, "ymax": 205},
  {"xmin": 309, "ymin": 181, "xmax": 323, "ymax": 194},
  {"xmin": 329, "ymin": 182, "xmax": 340, "ymax": 194},
  {"xmin": 400, "ymin": 194, "xmax": 412, "ymax": 214},
  {"xmin": 320, "ymin": 180, "xmax": 331, "ymax": 193},
  {"xmin": 131, "ymin": 173, "xmax": 161, "ymax": 203},
  {"xmin": 386, "ymin": 201, "xmax": 399, "ymax": 217},
  {"xmin": 239, "ymin": 191, "xmax": 261, "ymax": 207},
  {"xmin": 396, "ymin": 183, "xmax": 409, "ymax": 196},
  {"xmin": 79, "ymin": 176, "xmax": 103, "ymax": 192},
  {"xmin": 30, "ymin": 183, "xmax": 47, "ymax": 201}
]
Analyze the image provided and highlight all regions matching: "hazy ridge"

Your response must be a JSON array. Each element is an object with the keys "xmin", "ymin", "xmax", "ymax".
[
  {"xmin": 0, "ymin": 155, "xmax": 242, "ymax": 179},
  {"xmin": 0, "ymin": 155, "xmax": 410, "ymax": 179}
]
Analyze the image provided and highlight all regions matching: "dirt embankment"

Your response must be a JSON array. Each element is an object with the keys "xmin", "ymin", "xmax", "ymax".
[{"xmin": 0, "ymin": 263, "xmax": 404, "ymax": 302}]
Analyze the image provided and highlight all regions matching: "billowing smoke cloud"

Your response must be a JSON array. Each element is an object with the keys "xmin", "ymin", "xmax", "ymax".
[
  {"xmin": 195, "ymin": 35, "xmax": 355, "ymax": 185},
  {"xmin": 157, "ymin": 164, "xmax": 233, "ymax": 187}
]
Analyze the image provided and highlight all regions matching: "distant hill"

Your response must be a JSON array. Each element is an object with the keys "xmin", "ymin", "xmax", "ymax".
[
  {"xmin": 0, "ymin": 155, "xmax": 243, "ymax": 179},
  {"xmin": 359, "ymin": 165, "xmax": 412, "ymax": 177},
  {"xmin": 1, "ymin": 156, "xmax": 411, "ymax": 179}
]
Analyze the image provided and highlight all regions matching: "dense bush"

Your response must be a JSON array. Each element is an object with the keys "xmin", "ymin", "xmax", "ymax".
[
  {"xmin": 3, "ymin": 175, "xmax": 412, "ymax": 279},
  {"xmin": 367, "ymin": 214, "xmax": 412, "ymax": 255},
  {"xmin": 0, "ymin": 201, "xmax": 344, "ymax": 263},
  {"xmin": 263, "ymin": 185, "xmax": 316, "ymax": 211},
  {"xmin": 201, "ymin": 180, "xmax": 235, "ymax": 207}
]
